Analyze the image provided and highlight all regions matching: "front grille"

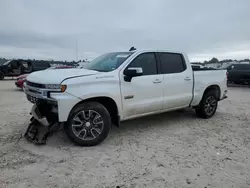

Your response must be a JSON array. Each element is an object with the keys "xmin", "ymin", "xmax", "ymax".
[{"xmin": 26, "ymin": 81, "xmax": 45, "ymax": 88}]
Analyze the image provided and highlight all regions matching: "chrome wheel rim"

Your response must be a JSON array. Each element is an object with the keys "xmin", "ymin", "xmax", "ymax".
[
  {"xmin": 204, "ymin": 96, "xmax": 217, "ymax": 115},
  {"xmin": 72, "ymin": 110, "xmax": 104, "ymax": 141}
]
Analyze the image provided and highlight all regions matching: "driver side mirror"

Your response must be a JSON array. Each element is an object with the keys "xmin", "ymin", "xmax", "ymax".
[{"xmin": 124, "ymin": 67, "xmax": 143, "ymax": 82}]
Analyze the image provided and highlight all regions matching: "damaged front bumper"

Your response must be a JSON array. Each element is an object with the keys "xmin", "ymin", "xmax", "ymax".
[
  {"xmin": 23, "ymin": 81, "xmax": 61, "ymax": 144},
  {"xmin": 23, "ymin": 81, "xmax": 81, "ymax": 144},
  {"xmin": 30, "ymin": 104, "xmax": 49, "ymax": 126},
  {"xmin": 24, "ymin": 104, "xmax": 62, "ymax": 145}
]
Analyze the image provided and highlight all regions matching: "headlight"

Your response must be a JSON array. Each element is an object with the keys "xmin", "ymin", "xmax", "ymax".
[{"xmin": 45, "ymin": 84, "xmax": 67, "ymax": 92}]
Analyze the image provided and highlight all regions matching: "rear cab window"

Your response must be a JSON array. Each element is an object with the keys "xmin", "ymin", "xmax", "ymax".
[
  {"xmin": 157, "ymin": 52, "xmax": 186, "ymax": 74},
  {"xmin": 234, "ymin": 64, "xmax": 250, "ymax": 70}
]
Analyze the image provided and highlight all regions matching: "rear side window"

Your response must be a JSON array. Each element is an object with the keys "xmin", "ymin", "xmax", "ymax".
[
  {"xmin": 127, "ymin": 53, "xmax": 157, "ymax": 75},
  {"xmin": 33, "ymin": 61, "xmax": 50, "ymax": 69},
  {"xmin": 158, "ymin": 53, "xmax": 186, "ymax": 74}
]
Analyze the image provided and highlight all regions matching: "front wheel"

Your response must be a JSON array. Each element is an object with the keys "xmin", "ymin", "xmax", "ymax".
[
  {"xmin": 65, "ymin": 102, "xmax": 111, "ymax": 146},
  {"xmin": 195, "ymin": 90, "xmax": 218, "ymax": 119}
]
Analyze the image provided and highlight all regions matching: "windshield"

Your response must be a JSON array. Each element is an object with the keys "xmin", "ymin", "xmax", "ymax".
[
  {"xmin": 3, "ymin": 60, "xmax": 11, "ymax": 66},
  {"xmin": 220, "ymin": 63, "xmax": 233, "ymax": 69},
  {"xmin": 84, "ymin": 52, "xmax": 133, "ymax": 72}
]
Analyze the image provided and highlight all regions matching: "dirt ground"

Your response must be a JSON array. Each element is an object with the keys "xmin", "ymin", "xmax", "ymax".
[{"xmin": 0, "ymin": 80, "xmax": 250, "ymax": 188}]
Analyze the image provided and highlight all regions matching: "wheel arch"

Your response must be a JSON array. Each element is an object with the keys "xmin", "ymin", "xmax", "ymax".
[
  {"xmin": 203, "ymin": 85, "xmax": 221, "ymax": 100},
  {"xmin": 70, "ymin": 96, "xmax": 120, "ymax": 127}
]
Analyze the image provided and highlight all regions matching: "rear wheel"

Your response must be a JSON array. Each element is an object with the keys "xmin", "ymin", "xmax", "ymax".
[
  {"xmin": 195, "ymin": 90, "xmax": 218, "ymax": 119},
  {"xmin": 65, "ymin": 102, "xmax": 111, "ymax": 146},
  {"xmin": 0, "ymin": 71, "xmax": 4, "ymax": 80}
]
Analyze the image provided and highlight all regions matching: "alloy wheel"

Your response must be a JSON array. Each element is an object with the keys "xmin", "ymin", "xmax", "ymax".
[
  {"xmin": 71, "ymin": 110, "xmax": 104, "ymax": 141},
  {"xmin": 204, "ymin": 96, "xmax": 217, "ymax": 115}
]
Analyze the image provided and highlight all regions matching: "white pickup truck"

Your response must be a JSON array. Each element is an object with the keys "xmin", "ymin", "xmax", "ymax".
[{"xmin": 24, "ymin": 50, "xmax": 227, "ymax": 146}]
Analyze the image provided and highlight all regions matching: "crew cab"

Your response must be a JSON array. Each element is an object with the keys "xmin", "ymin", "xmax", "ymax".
[{"xmin": 24, "ymin": 50, "xmax": 227, "ymax": 146}]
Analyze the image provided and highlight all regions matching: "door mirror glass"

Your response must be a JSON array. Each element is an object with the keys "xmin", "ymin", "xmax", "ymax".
[{"xmin": 124, "ymin": 67, "xmax": 143, "ymax": 82}]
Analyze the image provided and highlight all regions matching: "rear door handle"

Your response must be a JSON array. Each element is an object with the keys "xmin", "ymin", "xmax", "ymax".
[
  {"xmin": 153, "ymin": 79, "xmax": 162, "ymax": 84},
  {"xmin": 184, "ymin": 77, "xmax": 191, "ymax": 81}
]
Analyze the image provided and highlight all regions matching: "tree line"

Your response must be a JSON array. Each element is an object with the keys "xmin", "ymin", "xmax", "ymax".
[
  {"xmin": 0, "ymin": 58, "xmax": 85, "ymax": 66},
  {"xmin": 192, "ymin": 57, "xmax": 250, "ymax": 65},
  {"xmin": 1, "ymin": 57, "xmax": 249, "ymax": 66}
]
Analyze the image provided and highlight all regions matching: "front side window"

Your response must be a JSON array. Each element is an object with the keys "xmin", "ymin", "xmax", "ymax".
[
  {"xmin": 158, "ymin": 53, "xmax": 186, "ymax": 74},
  {"xmin": 3, "ymin": 60, "xmax": 11, "ymax": 66},
  {"xmin": 126, "ymin": 53, "xmax": 157, "ymax": 75},
  {"xmin": 84, "ymin": 52, "xmax": 133, "ymax": 72}
]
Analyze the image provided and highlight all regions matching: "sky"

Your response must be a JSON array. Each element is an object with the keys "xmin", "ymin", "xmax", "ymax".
[{"xmin": 0, "ymin": 0, "xmax": 250, "ymax": 62}]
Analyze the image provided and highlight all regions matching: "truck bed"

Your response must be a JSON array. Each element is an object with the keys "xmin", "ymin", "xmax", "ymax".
[
  {"xmin": 191, "ymin": 69, "xmax": 227, "ymax": 106},
  {"xmin": 192, "ymin": 66, "xmax": 218, "ymax": 71}
]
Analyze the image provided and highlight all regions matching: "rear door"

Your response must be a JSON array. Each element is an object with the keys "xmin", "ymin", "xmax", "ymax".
[{"xmin": 157, "ymin": 52, "xmax": 193, "ymax": 109}]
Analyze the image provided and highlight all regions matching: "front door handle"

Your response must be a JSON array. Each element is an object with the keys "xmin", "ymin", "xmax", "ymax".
[
  {"xmin": 153, "ymin": 79, "xmax": 162, "ymax": 83},
  {"xmin": 184, "ymin": 77, "xmax": 191, "ymax": 81}
]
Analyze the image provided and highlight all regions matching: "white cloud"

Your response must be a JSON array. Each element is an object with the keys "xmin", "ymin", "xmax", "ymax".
[{"xmin": 0, "ymin": 0, "xmax": 250, "ymax": 61}]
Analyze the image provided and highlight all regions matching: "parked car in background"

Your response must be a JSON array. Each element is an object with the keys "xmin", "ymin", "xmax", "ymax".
[
  {"xmin": 15, "ymin": 65, "xmax": 73, "ymax": 88},
  {"xmin": 0, "ymin": 60, "xmax": 50, "ymax": 80},
  {"xmin": 220, "ymin": 63, "xmax": 250, "ymax": 85},
  {"xmin": 15, "ymin": 74, "xmax": 29, "ymax": 89},
  {"xmin": 24, "ymin": 50, "xmax": 227, "ymax": 146},
  {"xmin": 191, "ymin": 63, "xmax": 204, "ymax": 69}
]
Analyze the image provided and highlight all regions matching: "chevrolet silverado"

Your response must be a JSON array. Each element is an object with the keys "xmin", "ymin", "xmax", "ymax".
[{"xmin": 23, "ymin": 50, "xmax": 227, "ymax": 146}]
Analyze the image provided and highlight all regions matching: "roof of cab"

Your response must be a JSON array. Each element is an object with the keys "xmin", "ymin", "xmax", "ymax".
[{"xmin": 130, "ymin": 49, "xmax": 183, "ymax": 53}]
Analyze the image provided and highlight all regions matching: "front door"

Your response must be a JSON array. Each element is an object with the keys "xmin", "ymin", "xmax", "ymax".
[{"xmin": 120, "ymin": 52, "xmax": 164, "ymax": 119}]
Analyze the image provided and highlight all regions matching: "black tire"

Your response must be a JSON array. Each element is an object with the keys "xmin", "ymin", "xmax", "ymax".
[
  {"xmin": 0, "ymin": 71, "xmax": 4, "ymax": 80},
  {"xmin": 195, "ymin": 90, "xmax": 218, "ymax": 119},
  {"xmin": 65, "ymin": 101, "xmax": 111, "ymax": 146}
]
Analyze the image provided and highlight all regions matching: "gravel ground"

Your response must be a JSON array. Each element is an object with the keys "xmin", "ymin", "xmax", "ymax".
[{"xmin": 0, "ymin": 80, "xmax": 250, "ymax": 188}]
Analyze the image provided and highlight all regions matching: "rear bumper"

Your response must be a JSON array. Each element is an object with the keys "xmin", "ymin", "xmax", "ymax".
[
  {"xmin": 219, "ymin": 95, "xmax": 227, "ymax": 101},
  {"xmin": 219, "ymin": 90, "xmax": 228, "ymax": 101}
]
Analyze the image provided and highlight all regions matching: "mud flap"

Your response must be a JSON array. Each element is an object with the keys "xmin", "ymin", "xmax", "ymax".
[{"xmin": 24, "ymin": 105, "xmax": 60, "ymax": 145}]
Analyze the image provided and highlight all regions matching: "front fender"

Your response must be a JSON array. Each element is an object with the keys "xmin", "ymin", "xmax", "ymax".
[{"xmin": 62, "ymin": 74, "xmax": 122, "ymax": 119}]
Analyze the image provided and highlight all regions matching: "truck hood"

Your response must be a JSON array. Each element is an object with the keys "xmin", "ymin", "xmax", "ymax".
[{"xmin": 27, "ymin": 68, "xmax": 99, "ymax": 84}]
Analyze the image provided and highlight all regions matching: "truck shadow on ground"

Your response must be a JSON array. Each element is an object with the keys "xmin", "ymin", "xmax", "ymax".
[
  {"xmin": 116, "ymin": 108, "xmax": 196, "ymax": 132},
  {"xmin": 45, "ymin": 108, "xmax": 201, "ymax": 147}
]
